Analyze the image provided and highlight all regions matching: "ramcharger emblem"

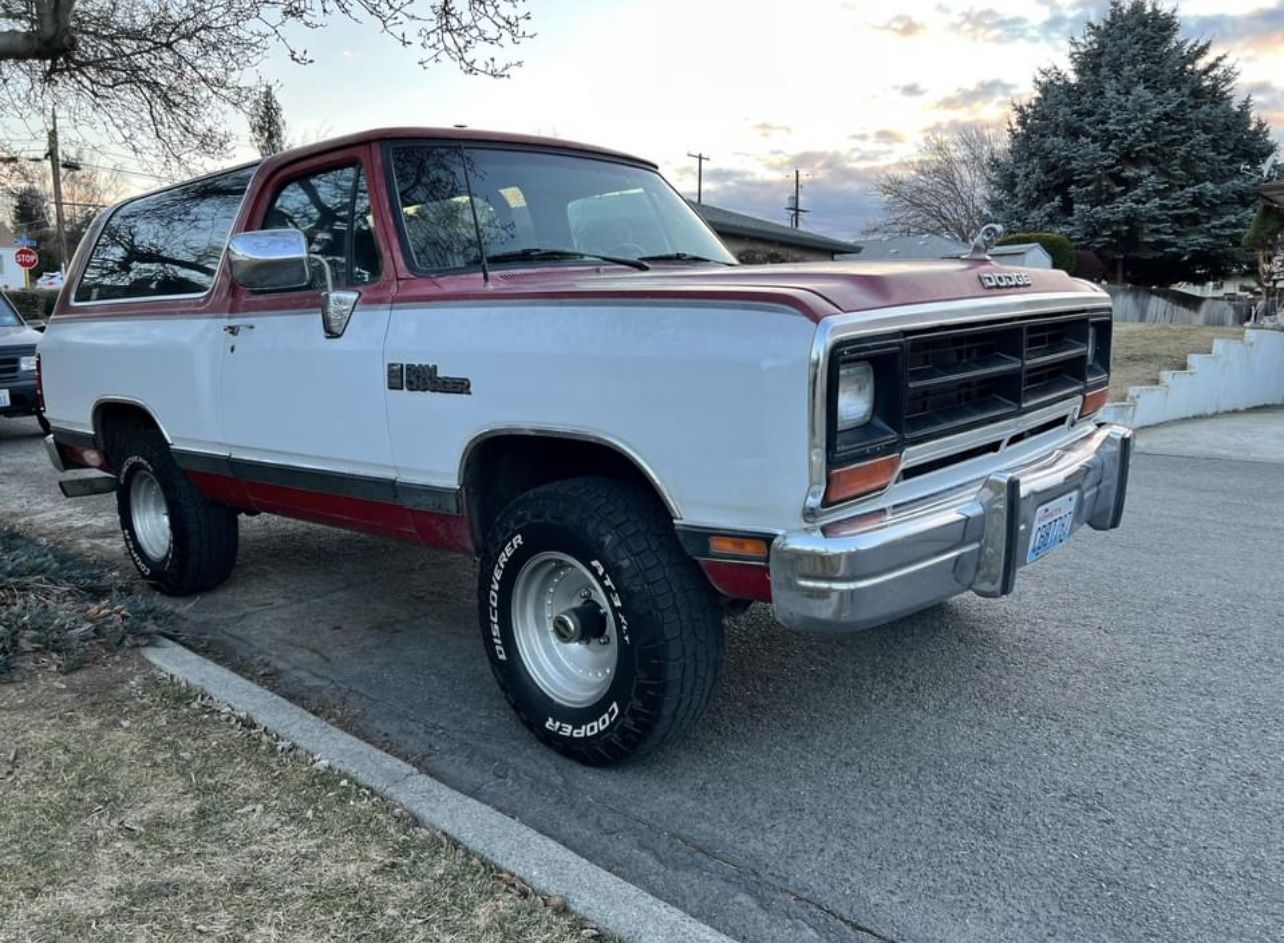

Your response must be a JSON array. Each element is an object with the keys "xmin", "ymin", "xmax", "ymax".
[
  {"xmin": 387, "ymin": 363, "xmax": 472, "ymax": 395},
  {"xmin": 979, "ymin": 271, "xmax": 1033, "ymax": 289}
]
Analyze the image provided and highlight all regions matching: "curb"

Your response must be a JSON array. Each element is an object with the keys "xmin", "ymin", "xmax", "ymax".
[{"xmin": 143, "ymin": 637, "xmax": 737, "ymax": 943}]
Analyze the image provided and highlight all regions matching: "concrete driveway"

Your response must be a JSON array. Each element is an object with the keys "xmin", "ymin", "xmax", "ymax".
[{"xmin": 3, "ymin": 412, "xmax": 1282, "ymax": 943}]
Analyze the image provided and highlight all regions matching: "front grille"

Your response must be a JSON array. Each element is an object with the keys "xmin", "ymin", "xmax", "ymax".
[
  {"xmin": 0, "ymin": 345, "xmax": 34, "ymax": 382},
  {"xmin": 902, "ymin": 313, "xmax": 1095, "ymax": 444}
]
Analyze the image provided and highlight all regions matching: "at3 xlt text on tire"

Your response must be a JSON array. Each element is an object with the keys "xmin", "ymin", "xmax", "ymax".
[
  {"xmin": 110, "ymin": 424, "xmax": 239, "ymax": 596},
  {"xmin": 477, "ymin": 476, "xmax": 724, "ymax": 765}
]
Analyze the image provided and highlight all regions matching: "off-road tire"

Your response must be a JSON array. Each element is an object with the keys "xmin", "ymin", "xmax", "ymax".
[
  {"xmin": 111, "ymin": 425, "xmax": 238, "ymax": 595},
  {"xmin": 478, "ymin": 476, "xmax": 724, "ymax": 765}
]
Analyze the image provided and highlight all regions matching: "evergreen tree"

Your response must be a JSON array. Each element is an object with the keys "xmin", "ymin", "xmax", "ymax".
[
  {"xmin": 249, "ymin": 86, "xmax": 288, "ymax": 158},
  {"xmin": 992, "ymin": 1, "xmax": 1276, "ymax": 285}
]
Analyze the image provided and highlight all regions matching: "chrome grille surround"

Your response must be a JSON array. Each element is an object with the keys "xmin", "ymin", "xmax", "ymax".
[{"xmin": 805, "ymin": 291, "xmax": 1113, "ymax": 523}]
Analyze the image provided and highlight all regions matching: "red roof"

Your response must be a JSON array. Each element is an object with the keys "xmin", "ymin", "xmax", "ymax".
[{"xmin": 257, "ymin": 127, "xmax": 656, "ymax": 175}]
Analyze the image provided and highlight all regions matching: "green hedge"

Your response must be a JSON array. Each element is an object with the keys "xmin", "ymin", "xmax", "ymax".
[
  {"xmin": 997, "ymin": 232, "xmax": 1077, "ymax": 273},
  {"xmin": 3, "ymin": 288, "xmax": 59, "ymax": 322}
]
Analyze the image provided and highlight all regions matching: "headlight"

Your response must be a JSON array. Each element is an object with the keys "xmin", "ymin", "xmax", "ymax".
[
  {"xmin": 19, "ymin": 355, "xmax": 37, "ymax": 374},
  {"xmin": 835, "ymin": 360, "xmax": 874, "ymax": 430}
]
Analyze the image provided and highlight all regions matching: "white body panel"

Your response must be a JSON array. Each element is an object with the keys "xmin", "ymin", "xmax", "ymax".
[
  {"xmin": 39, "ymin": 315, "xmax": 226, "ymax": 451},
  {"xmin": 219, "ymin": 306, "xmax": 396, "ymax": 478},
  {"xmin": 39, "ymin": 299, "xmax": 817, "ymax": 533},
  {"xmin": 383, "ymin": 301, "xmax": 815, "ymax": 531}
]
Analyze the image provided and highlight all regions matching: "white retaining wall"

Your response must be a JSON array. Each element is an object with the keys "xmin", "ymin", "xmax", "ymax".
[{"xmin": 1099, "ymin": 330, "xmax": 1284, "ymax": 429}]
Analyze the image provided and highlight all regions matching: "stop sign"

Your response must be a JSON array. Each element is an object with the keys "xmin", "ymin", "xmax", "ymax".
[{"xmin": 15, "ymin": 247, "xmax": 38, "ymax": 270}]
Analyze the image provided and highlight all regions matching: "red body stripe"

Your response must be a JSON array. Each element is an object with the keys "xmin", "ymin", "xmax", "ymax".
[
  {"xmin": 186, "ymin": 471, "xmax": 474, "ymax": 554},
  {"xmin": 699, "ymin": 560, "xmax": 773, "ymax": 603}
]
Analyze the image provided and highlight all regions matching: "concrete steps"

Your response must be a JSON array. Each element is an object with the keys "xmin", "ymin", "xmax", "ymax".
[{"xmin": 1099, "ymin": 329, "xmax": 1284, "ymax": 429}]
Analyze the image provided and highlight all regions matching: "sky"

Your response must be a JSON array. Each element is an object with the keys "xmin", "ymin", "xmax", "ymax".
[{"xmin": 21, "ymin": 0, "xmax": 1284, "ymax": 241}]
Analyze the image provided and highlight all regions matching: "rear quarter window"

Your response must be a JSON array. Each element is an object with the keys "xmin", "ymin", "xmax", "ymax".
[{"xmin": 73, "ymin": 166, "xmax": 255, "ymax": 303}]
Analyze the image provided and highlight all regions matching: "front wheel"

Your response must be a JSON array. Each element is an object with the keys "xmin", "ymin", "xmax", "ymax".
[
  {"xmin": 478, "ymin": 477, "xmax": 724, "ymax": 765},
  {"xmin": 112, "ymin": 425, "xmax": 239, "ymax": 595}
]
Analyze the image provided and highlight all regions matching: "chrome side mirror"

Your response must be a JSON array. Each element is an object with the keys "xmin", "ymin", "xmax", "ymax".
[
  {"xmin": 322, "ymin": 290, "xmax": 360, "ymax": 338},
  {"xmin": 228, "ymin": 229, "xmax": 311, "ymax": 291}
]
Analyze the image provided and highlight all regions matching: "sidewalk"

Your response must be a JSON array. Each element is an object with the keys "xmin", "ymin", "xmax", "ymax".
[{"xmin": 1135, "ymin": 406, "xmax": 1284, "ymax": 465}]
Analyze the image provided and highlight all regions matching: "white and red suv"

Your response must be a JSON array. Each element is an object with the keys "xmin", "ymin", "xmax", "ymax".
[{"xmin": 39, "ymin": 128, "xmax": 1132, "ymax": 763}]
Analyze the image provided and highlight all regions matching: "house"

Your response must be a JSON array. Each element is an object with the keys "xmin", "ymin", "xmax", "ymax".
[
  {"xmin": 989, "ymin": 242, "xmax": 1052, "ymax": 269},
  {"xmin": 846, "ymin": 234, "xmax": 966, "ymax": 261},
  {"xmin": 850, "ymin": 234, "xmax": 1053, "ymax": 268},
  {"xmin": 0, "ymin": 223, "xmax": 25, "ymax": 290},
  {"xmin": 690, "ymin": 202, "xmax": 862, "ymax": 262}
]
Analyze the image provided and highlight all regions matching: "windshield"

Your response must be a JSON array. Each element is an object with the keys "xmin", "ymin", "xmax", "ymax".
[
  {"xmin": 388, "ymin": 144, "xmax": 736, "ymax": 272},
  {"xmin": 0, "ymin": 294, "xmax": 21, "ymax": 327}
]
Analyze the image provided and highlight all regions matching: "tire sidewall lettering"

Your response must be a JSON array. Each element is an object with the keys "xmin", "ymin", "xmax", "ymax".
[{"xmin": 484, "ymin": 522, "xmax": 634, "ymax": 744}]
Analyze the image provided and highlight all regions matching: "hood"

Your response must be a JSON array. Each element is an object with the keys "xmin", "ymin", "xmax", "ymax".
[
  {"xmin": 420, "ymin": 258, "xmax": 1102, "ymax": 322},
  {"xmin": 0, "ymin": 323, "xmax": 42, "ymax": 347}
]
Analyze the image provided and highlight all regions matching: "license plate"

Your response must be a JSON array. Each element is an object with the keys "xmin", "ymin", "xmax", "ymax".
[
  {"xmin": 1026, "ymin": 492, "xmax": 1078, "ymax": 564},
  {"xmin": 0, "ymin": 388, "xmax": 9, "ymax": 408}
]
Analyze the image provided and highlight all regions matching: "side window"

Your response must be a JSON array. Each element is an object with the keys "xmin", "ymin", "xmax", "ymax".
[
  {"xmin": 263, "ymin": 164, "xmax": 380, "ymax": 289},
  {"xmin": 74, "ymin": 166, "xmax": 254, "ymax": 303}
]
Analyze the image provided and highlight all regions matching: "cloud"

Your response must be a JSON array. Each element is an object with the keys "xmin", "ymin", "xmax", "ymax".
[
  {"xmin": 1186, "ymin": 5, "xmax": 1284, "ymax": 51},
  {"xmin": 895, "ymin": 82, "xmax": 927, "ymax": 97},
  {"xmin": 950, "ymin": 7, "xmax": 1038, "ymax": 43},
  {"xmin": 751, "ymin": 122, "xmax": 792, "ymax": 137},
  {"xmin": 849, "ymin": 129, "xmax": 907, "ymax": 145},
  {"xmin": 936, "ymin": 78, "xmax": 1017, "ymax": 110},
  {"xmin": 878, "ymin": 14, "xmax": 925, "ymax": 37},
  {"xmin": 700, "ymin": 149, "xmax": 888, "ymax": 239}
]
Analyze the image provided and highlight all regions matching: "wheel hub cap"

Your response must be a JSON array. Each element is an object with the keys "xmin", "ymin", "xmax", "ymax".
[
  {"xmin": 511, "ymin": 552, "xmax": 618, "ymax": 708},
  {"xmin": 129, "ymin": 469, "xmax": 171, "ymax": 560}
]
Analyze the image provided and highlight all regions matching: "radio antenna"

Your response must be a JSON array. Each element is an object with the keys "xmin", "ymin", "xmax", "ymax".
[{"xmin": 458, "ymin": 145, "xmax": 490, "ymax": 284}]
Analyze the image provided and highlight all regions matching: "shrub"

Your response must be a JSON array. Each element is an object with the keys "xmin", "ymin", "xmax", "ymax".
[
  {"xmin": 0, "ymin": 527, "xmax": 166, "ymax": 675},
  {"xmin": 4, "ymin": 288, "xmax": 60, "ymax": 322},
  {"xmin": 997, "ymin": 232, "xmax": 1077, "ymax": 273}
]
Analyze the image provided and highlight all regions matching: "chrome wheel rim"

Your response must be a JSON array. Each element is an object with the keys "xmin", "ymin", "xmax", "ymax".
[
  {"xmin": 129, "ymin": 468, "xmax": 171, "ymax": 561},
  {"xmin": 511, "ymin": 551, "xmax": 618, "ymax": 708}
]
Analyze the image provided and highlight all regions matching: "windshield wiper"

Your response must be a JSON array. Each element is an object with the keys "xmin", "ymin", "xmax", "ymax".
[
  {"xmin": 486, "ymin": 248, "xmax": 650, "ymax": 271},
  {"xmin": 636, "ymin": 252, "xmax": 732, "ymax": 265}
]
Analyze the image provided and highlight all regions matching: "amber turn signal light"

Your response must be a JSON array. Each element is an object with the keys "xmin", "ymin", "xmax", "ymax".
[
  {"xmin": 825, "ymin": 454, "xmax": 901, "ymax": 505},
  {"xmin": 708, "ymin": 535, "xmax": 769, "ymax": 559},
  {"xmin": 1081, "ymin": 387, "xmax": 1109, "ymax": 418}
]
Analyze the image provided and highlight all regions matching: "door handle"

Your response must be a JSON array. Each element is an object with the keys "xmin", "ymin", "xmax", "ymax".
[{"xmin": 223, "ymin": 324, "xmax": 255, "ymax": 336}]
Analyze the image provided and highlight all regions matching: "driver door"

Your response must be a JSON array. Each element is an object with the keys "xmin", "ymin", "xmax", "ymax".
[{"xmin": 220, "ymin": 146, "xmax": 405, "ymax": 529}]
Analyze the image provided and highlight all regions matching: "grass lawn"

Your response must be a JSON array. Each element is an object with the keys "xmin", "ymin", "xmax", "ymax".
[
  {"xmin": 0, "ymin": 528, "xmax": 601, "ymax": 943},
  {"xmin": 1109, "ymin": 323, "xmax": 1246, "ymax": 401}
]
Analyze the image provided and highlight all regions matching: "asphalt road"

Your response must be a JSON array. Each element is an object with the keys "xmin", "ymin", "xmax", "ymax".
[{"xmin": 3, "ymin": 414, "xmax": 1282, "ymax": 943}]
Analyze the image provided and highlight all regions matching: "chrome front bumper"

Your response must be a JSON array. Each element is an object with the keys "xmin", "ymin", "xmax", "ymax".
[{"xmin": 771, "ymin": 424, "xmax": 1133, "ymax": 632}]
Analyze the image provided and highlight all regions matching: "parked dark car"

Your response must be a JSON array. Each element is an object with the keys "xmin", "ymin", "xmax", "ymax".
[{"xmin": 0, "ymin": 291, "xmax": 47, "ymax": 432}]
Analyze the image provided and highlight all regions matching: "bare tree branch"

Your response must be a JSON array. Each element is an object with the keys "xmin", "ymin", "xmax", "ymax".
[
  {"xmin": 0, "ymin": 0, "xmax": 535, "ymax": 170},
  {"xmin": 865, "ymin": 125, "xmax": 1005, "ymax": 243}
]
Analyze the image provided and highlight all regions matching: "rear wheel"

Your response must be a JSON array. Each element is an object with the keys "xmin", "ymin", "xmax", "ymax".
[
  {"xmin": 478, "ymin": 476, "xmax": 724, "ymax": 765},
  {"xmin": 111, "ymin": 425, "xmax": 238, "ymax": 595}
]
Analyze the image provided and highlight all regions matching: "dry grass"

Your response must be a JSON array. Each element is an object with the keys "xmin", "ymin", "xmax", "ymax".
[
  {"xmin": 1109, "ymin": 324, "xmax": 1246, "ymax": 401},
  {"xmin": 0, "ymin": 525, "xmax": 601, "ymax": 943},
  {"xmin": 0, "ymin": 659, "xmax": 600, "ymax": 943}
]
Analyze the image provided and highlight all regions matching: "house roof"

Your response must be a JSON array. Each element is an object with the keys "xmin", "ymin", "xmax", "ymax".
[
  {"xmin": 1261, "ymin": 181, "xmax": 1284, "ymax": 209},
  {"xmin": 990, "ymin": 242, "xmax": 1052, "ymax": 261},
  {"xmin": 850, "ymin": 234, "xmax": 967, "ymax": 260},
  {"xmin": 690, "ymin": 202, "xmax": 862, "ymax": 254}
]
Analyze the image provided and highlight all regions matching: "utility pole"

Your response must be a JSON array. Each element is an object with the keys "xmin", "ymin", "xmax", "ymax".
[
  {"xmin": 786, "ymin": 167, "xmax": 810, "ymax": 229},
  {"xmin": 687, "ymin": 151, "xmax": 710, "ymax": 203},
  {"xmin": 47, "ymin": 108, "xmax": 70, "ymax": 273}
]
